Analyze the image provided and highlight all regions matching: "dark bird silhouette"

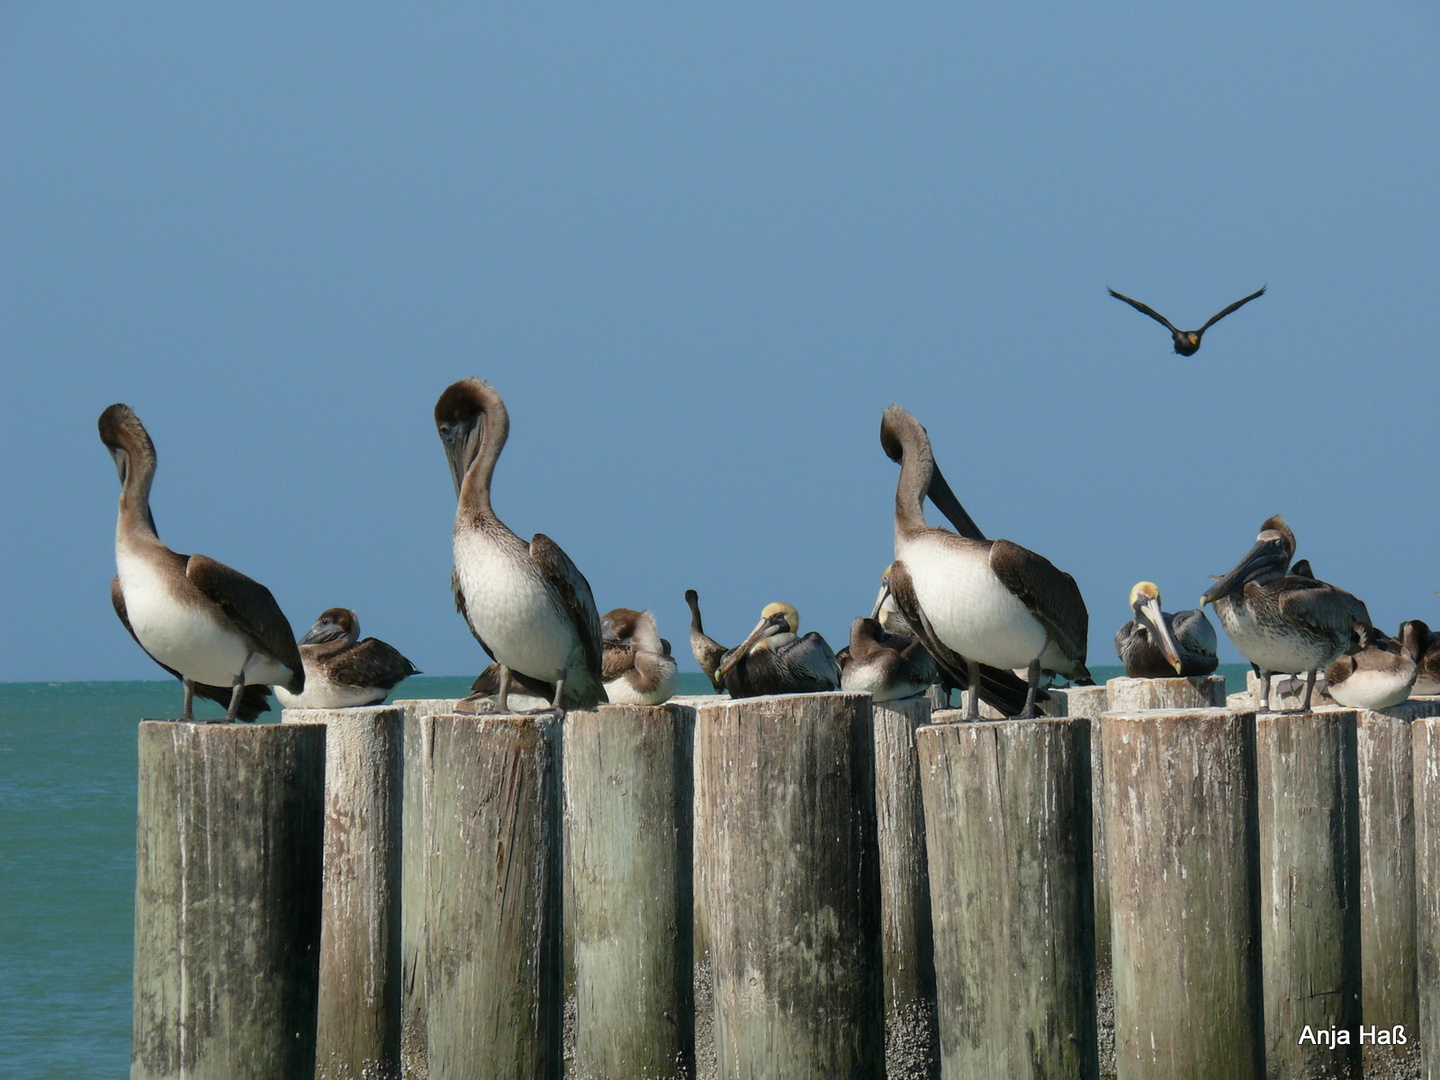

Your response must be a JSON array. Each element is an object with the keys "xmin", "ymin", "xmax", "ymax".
[{"xmin": 1108, "ymin": 285, "xmax": 1266, "ymax": 356}]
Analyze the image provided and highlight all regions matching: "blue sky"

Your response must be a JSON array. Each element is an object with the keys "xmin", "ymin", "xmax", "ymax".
[{"xmin": 3, "ymin": 5, "xmax": 1437, "ymax": 681}]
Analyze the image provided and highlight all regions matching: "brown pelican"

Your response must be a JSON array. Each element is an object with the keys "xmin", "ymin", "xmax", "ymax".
[
  {"xmin": 1114, "ymin": 581, "xmax": 1218, "ymax": 678},
  {"xmin": 1324, "ymin": 623, "xmax": 1417, "ymax": 710},
  {"xmin": 601, "ymin": 607, "xmax": 678, "ymax": 705},
  {"xmin": 839, "ymin": 614, "xmax": 941, "ymax": 703},
  {"xmin": 684, "ymin": 589, "xmax": 727, "ymax": 693},
  {"xmin": 435, "ymin": 378, "xmax": 605, "ymax": 716},
  {"xmin": 1108, "ymin": 285, "xmax": 1266, "ymax": 356},
  {"xmin": 275, "ymin": 608, "xmax": 419, "ymax": 709},
  {"xmin": 881, "ymin": 405, "xmax": 1091, "ymax": 719},
  {"xmin": 1200, "ymin": 515, "xmax": 1371, "ymax": 712},
  {"xmin": 100, "ymin": 404, "xmax": 303, "ymax": 722},
  {"xmin": 714, "ymin": 602, "xmax": 841, "ymax": 698},
  {"xmin": 1400, "ymin": 620, "xmax": 1440, "ymax": 697}
]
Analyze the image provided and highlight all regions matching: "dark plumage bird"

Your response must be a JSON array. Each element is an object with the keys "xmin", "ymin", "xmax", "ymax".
[
  {"xmin": 100, "ymin": 404, "xmax": 303, "ymax": 722},
  {"xmin": 276, "ymin": 608, "xmax": 419, "ymax": 709},
  {"xmin": 1325, "ymin": 623, "xmax": 1417, "ymax": 710},
  {"xmin": 1400, "ymin": 620, "xmax": 1440, "ymax": 697},
  {"xmin": 839, "ymin": 615, "xmax": 941, "ymax": 703},
  {"xmin": 1114, "ymin": 581, "xmax": 1218, "ymax": 678},
  {"xmin": 715, "ymin": 602, "xmax": 841, "ymax": 699},
  {"xmin": 1108, "ymin": 285, "xmax": 1266, "ymax": 356},
  {"xmin": 684, "ymin": 589, "xmax": 727, "ymax": 693},
  {"xmin": 600, "ymin": 607, "xmax": 678, "ymax": 705}
]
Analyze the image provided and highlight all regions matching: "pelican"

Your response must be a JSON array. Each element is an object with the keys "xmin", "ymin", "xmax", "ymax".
[
  {"xmin": 100, "ymin": 404, "xmax": 303, "ymax": 722},
  {"xmin": 1114, "ymin": 581, "xmax": 1218, "ymax": 678},
  {"xmin": 1108, "ymin": 285, "xmax": 1266, "ymax": 356},
  {"xmin": 684, "ymin": 589, "xmax": 727, "ymax": 693},
  {"xmin": 1400, "ymin": 620, "xmax": 1440, "ymax": 696},
  {"xmin": 1325, "ymin": 623, "xmax": 1417, "ymax": 710},
  {"xmin": 601, "ymin": 607, "xmax": 678, "ymax": 705},
  {"xmin": 1200, "ymin": 515, "xmax": 1370, "ymax": 712},
  {"xmin": 714, "ymin": 602, "xmax": 841, "ymax": 698},
  {"xmin": 435, "ymin": 378, "xmax": 605, "ymax": 716},
  {"xmin": 881, "ymin": 405, "xmax": 1091, "ymax": 719},
  {"xmin": 275, "ymin": 608, "xmax": 419, "ymax": 709},
  {"xmin": 839, "ymin": 614, "xmax": 940, "ymax": 703}
]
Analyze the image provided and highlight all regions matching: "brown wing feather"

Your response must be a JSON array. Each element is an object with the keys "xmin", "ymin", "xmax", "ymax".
[
  {"xmin": 1275, "ymin": 579, "xmax": 1371, "ymax": 654},
  {"xmin": 329, "ymin": 638, "xmax": 420, "ymax": 690},
  {"xmin": 1108, "ymin": 288, "xmax": 1181, "ymax": 334},
  {"xmin": 528, "ymin": 533, "xmax": 606, "ymax": 706},
  {"xmin": 1197, "ymin": 285, "xmax": 1266, "ymax": 334},
  {"xmin": 989, "ymin": 539, "xmax": 1090, "ymax": 678},
  {"xmin": 602, "ymin": 639, "xmax": 636, "ymax": 682},
  {"xmin": 185, "ymin": 555, "xmax": 303, "ymax": 692}
]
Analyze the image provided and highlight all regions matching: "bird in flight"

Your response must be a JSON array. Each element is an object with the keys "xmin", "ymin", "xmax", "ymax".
[{"xmin": 1108, "ymin": 285, "xmax": 1266, "ymax": 356}]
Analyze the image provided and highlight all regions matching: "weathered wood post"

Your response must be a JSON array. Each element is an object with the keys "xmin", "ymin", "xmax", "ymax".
[
  {"xmin": 1103, "ymin": 708, "xmax": 1264, "ymax": 1080},
  {"xmin": 871, "ymin": 695, "xmax": 939, "ymax": 1080},
  {"xmin": 697, "ymin": 691, "xmax": 883, "ymax": 1079},
  {"xmin": 393, "ymin": 696, "xmax": 462, "ymax": 1080},
  {"xmin": 283, "ymin": 706, "xmax": 405, "ymax": 1080},
  {"xmin": 1051, "ymin": 686, "xmax": 1112, "ymax": 975},
  {"xmin": 917, "ymin": 716, "xmax": 1097, "ymax": 1080},
  {"xmin": 1414, "ymin": 715, "xmax": 1440, "ymax": 1080},
  {"xmin": 132, "ymin": 720, "xmax": 325, "ymax": 1080},
  {"xmin": 1254, "ymin": 708, "xmax": 1361, "ymax": 1080},
  {"xmin": 1105, "ymin": 674, "xmax": 1226, "ymax": 712},
  {"xmin": 564, "ymin": 703, "xmax": 695, "ymax": 1080},
  {"xmin": 422, "ymin": 712, "xmax": 562, "ymax": 1080}
]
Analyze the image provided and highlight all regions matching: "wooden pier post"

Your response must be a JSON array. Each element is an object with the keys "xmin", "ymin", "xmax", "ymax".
[
  {"xmin": 1414, "ymin": 715, "xmax": 1440, "ymax": 1080},
  {"xmin": 1254, "ymin": 709, "xmax": 1361, "ymax": 1080},
  {"xmin": 1105, "ymin": 674, "xmax": 1226, "ymax": 712},
  {"xmin": 697, "ymin": 692, "xmax": 883, "ymax": 1079},
  {"xmin": 917, "ymin": 717, "xmax": 1097, "ymax": 1080},
  {"xmin": 132, "ymin": 720, "xmax": 325, "ymax": 1080},
  {"xmin": 283, "ymin": 706, "xmax": 405, "ymax": 1080},
  {"xmin": 564, "ymin": 703, "xmax": 695, "ymax": 1080},
  {"xmin": 1102, "ymin": 708, "xmax": 1264, "ymax": 1080},
  {"xmin": 1048, "ymin": 687, "xmax": 1112, "ymax": 976},
  {"xmin": 872, "ymin": 695, "xmax": 939, "ymax": 1080},
  {"xmin": 422, "ymin": 712, "xmax": 561, "ymax": 1080}
]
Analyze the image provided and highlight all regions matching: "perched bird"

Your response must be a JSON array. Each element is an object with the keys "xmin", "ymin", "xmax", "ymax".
[
  {"xmin": 684, "ymin": 589, "xmax": 728, "ymax": 693},
  {"xmin": 715, "ymin": 602, "xmax": 841, "ymax": 698},
  {"xmin": 435, "ymin": 378, "xmax": 606, "ymax": 716},
  {"xmin": 600, "ymin": 607, "xmax": 678, "ymax": 705},
  {"xmin": 880, "ymin": 405, "xmax": 1091, "ymax": 719},
  {"xmin": 1114, "ymin": 581, "xmax": 1218, "ymax": 678},
  {"xmin": 1325, "ymin": 623, "xmax": 1417, "ymax": 710},
  {"xmin": 100, "ymin": 404, "xmax": 302, "ymax": 722},
  {"xmin": 1108, "ymin": 285, "xmax": 1266, "ymax": 356},
  {"xmin": 275, "ymin": 608, "xmax": 419, "ymax": 709},
  {"xmin": 1201, "ymin": 515, "xmax": 1370, "ymax": 712},
  {"xmin": 1399, "ymin": 620, "xmax": 1440, "ymax": 697},
  {"xmin": 839, "ymin": 614, "xmax": 941, "ymax": 703}
]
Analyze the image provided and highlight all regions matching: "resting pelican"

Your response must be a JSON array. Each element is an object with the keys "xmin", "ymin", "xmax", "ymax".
[
  {"xmin": 276, "ymin": 608, "xmax": 419, "ymax": 709},
  {"xmin": 435, "ymin": 378, "xmax": 605, "ymax": 715},
  {"xmin": 1114, "ymin": 582, "xmax": 1218, "ymax": 678},
  {"xmin": 1200, "ymin": 515, "xmax": 1370, "ymax": 712},
  {"xmin": 684, "ymin": 589, "xmax": 727, "ymax": 693},
  {"xmin": 715, "ymin": 602, "xmax": 841, "ymax": 698},
  {"xmin": 839, "ymin": 613, "xmax": 941, "ymax": 703},
  {"xmin": 1400, "ymin": 620, "xmax": 1440, "ymax": 697},
  {"xmin": 601, "ymin": 608, "xmax": 678, "ymax": 705},
  {"xmin": 881, "ymin": 405, "xmax": 1091, "ymax": 719},
  {"xmin": 1108, "ymin": 285, "xmax": 1266, "ymax": 356},
  {"xmin": 1325, "ymin": 624, "xmax": 1417, "ymax": 710},
  {"xmin": 100, "ymin": 404, "xmax": 303, "ymax": 722}
]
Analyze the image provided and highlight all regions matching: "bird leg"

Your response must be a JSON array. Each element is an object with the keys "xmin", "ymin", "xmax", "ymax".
[
  {"xmin": 223, "ymin": 670, "xmax": 246, "ymax": 723},
  {"xmin": 1256, "ymin": 670, "xmax": 1272, "ymax": 713},
  {"xmin": 1301, "ymin": 669, "xmax": 1317, "ymax": 713},
  {"xmin": 965, "ymin": 659, "xmax": 981, "ymax": 720},
  {"xmin": 1019, "ymin": 659, "xmax": 1042, "ymax": 719},
  {"xmin": 497, "ymin": 666, "xmax": 512, "ymax": 713},
  {"xmin": 545, "ymin": 674, "xmax": 568, "ymax": 721},
  {"xmin": 181, "ymin": 678, "xmax": 196, "ymax": 722}
]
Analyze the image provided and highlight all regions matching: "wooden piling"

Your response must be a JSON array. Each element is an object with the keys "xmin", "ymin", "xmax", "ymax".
[
  {"xmin": 564, "ymin": 703, "xmax": 695, "ymax": 1080},
  {"xmin": 284, "ymin": 706, "xmax": 405, "ymax": 1080},
  {"xmin": 697, "ymin": 691, "xmax": 884, "ymax": 1079},
  {"xmin": 1254, "ymin": 709, "xmax": 1361, "ymax": 1080},
  {"xmin": 1102, "ymin": 709, "xmax": 1264, "ymax": 1080},
  {"xmin": 916, "ymin": 717, "xmax": 1096, "ymax": 1080},
  {"xmin": 1105, "ymin": 674, "xmax": 1226, "ymax": 712},
  {"xmin": 1049, "ymin": 686, "xmax": 1113, "ymax": 976},
  {"xmin": 1415, "ymin": 715, "xmax": 1440, "ymax": 1080},
  {"xmin": 871, "ymin": 695, "xmax": 939, "ymax": 1080},
  {"xmin": 132, "ymin": 720, "xmax": 325, "ymax": 1080},
  {"xmin": 422, "ymin": 712, "xmax": 561, "ymax": 1080}
]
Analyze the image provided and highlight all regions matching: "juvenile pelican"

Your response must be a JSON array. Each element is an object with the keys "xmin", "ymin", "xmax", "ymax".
[
  {"xmin": 1114, "ymin": 581, "xmax": 1218, "ymax": 678},
  {"xmin": 684, "ymin": 589, "xmax": 728, "ymax": 693},
  {"xmin": 276, "ymin": 608, "xmax": 419, "ymax": 709},
  {"xmin": 435, "ymin": 378, "xmax": 605, "ymax": 715},
  {"xmin": 714, "ymin": 602, "xmax": 841, "ymax": 699},
  {"xmin": 100, "ymin": 404, "xmax": 303, "ymax": 722},
  {"xmin": 1108, "ymin": 285, "xmax": 1266, "ymax": 356},
  {"xmin": 1400, "ymin": 620, "xmax": 1440, "ymax": 697},
  {"xmin": 601, "ymin": 607, "xmax": 678, "ymax": 705},
  {"xmin": 839, "ymin": 615, "xmax": 940, "ymax": 703},
  {"xmin": 881, "ymin": 405, "xmax": 1091, "ymax": 719},
  {"xmin": 1201, "ymin": 515, "xmax": 1370, "ymax": 712},
  {"xmin": 1325, "ymin": 623, "xmax": 1417, "ymax": 710}
]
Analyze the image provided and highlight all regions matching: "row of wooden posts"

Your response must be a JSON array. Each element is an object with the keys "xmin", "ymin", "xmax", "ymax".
[{"xmin": 129, "ymin": 679, "xmax": 1440, "ymax": 1080}]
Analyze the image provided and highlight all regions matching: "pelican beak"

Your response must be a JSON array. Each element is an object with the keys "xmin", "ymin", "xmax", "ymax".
[
  {"xmin": 1200, "ymin": 538, "xmax": 1286, "ymax": 607},
  {"xmin": 1138, "ymin": 595, "xmax": 1183, "ymax": 674},
  {"xmin": 439, "ymin": 415, "xmax": 481, "ymax": 499},
  {"xmin": 717, "ymin": 614, "xmax": 782, "ymax": 678},
  {"xmin": 870, "ymin": 579, "xmax": 892, "ymax": 620},
  {"xmin": 299, "ymin": 620, "xmax": 344, "ymax": 646}
]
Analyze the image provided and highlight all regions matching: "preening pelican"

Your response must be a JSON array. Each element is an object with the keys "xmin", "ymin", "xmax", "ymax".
[
  {"xmin": 1325, "ymin": 623, "xmax": 1417, "ymax": 710},
  {"xmin": 1400, "ymin": 620, "xmax": 1440, "ymax": 696},
  {"xmin": 839, "ymin": 613, "xmax": 940, "ymax": 703},
  {"xmin": 1108, "ymin": 285, "xmax": 1266, "ymax": 356},
  {"xmin": 684, "ymin": 589, "xmax": 728, "ymax": 693},
  {"xmin": 276, "ymin": 607, "xmax": 419, "ymax": 709},
  {"xmin": 1114, "ymin": 581, "xmax": 1218, "ymax": 678},
  {"xmin": 601, "ymin": 607, "xmax": 678, "ymax": 705},
  {"xmin": 100, "ymin": 404, "xmax": 302, "ymax": 722},
  {"xmin": 435, "ymin": 378, "xmax": 605, "ymax": 715},
  {"xmin": 715, "ymin": 602, "xmax": 841, "ymax": 698}
]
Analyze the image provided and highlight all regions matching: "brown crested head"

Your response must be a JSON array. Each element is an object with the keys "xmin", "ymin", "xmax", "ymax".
[
  {"xmin": 433, "ymin": 378, "xmax": 495, "ymax": 429},
  {"xmin": 1399, "ymin": 619, "xmax": 1432, "ymax": 659},
  {"xmin": 1257, "ymin": 514, "xmax": 1296, "ymax": 558},
  {"xmin": 98, "ymin": 403, "xmax": 153, "ymax": 455},
  {"xmin": 849, "ymin": 616, "xmax": 886, "ymax": 655},
  {"xmin": 601, "ymin": 607, "xmax": 645, "ymax": 640},
  {"xmin": 299, "ymin": 607, "xmax": 359, "ymax": 647}
]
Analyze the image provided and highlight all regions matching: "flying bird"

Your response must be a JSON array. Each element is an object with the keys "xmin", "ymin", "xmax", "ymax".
[{"xmin": 1108, "ymin": 285, "xmax": 1266, "ymax": 355}]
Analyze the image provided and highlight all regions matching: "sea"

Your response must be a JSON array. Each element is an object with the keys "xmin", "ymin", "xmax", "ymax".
[{"xmin": 0, "ymin": 666, "xmax": 1246, "ymax": 1078}]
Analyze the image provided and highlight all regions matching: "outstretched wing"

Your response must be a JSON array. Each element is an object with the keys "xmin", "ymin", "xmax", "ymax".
[
  {"xmin": 529, "ymin": 533, "xmax": 606, "ymax": 705},
  {"xmin": 186, "ymin": 554, "xmax": 303, "ymax": 692},
  {"xmin": 1108, "ymin": 288, "xmax": 1181, "ymax": 335},
  {"xmin": 989, "ymin": 539, "xmax": 1091, "ymax": 679},
  {"xmin": 1197, "ymin": 285, "xmax": 1266, "ymax": 335}
]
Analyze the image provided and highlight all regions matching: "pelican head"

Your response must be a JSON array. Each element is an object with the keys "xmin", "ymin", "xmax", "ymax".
[
  {"xmin": 1200, "ymin": 514, "xmax": 1295, "ymax": 607},
  {"xmin": 98, "ymin": 403, "xmax": 155, "ymax": 491},
  {"xmin": 1129, "ymin": 581, "xmax": 1183, "ymax": 674},
  {"xmin": 434, "ymin": 378, "xmax": 507, "ymax": 499},
  {"xmin": 300, "ymin": 607, "xmax": 360, "ymax": 647},
  {"xmin": 717, "ymin": 602, "xmax": 799, "ymax": 678}
]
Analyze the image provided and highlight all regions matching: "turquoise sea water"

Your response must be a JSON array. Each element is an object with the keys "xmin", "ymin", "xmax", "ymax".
[{"xmin": 0, "ymin": 666, "xmax": 1244, "ymax": 1077}]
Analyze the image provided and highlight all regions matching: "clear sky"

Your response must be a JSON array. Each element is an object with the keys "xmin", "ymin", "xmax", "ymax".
[{"xmin": 3, "ymin": 5, "xmax": 1437, "ymax": 682}]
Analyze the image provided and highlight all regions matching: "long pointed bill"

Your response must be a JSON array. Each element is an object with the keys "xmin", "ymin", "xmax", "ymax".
[
  {"xmin": 1200, "ymin": 539, "xmax": 1287, "ymax": 607},
  {"xmin": 1138, "ymin": 596, "xmax": 1183, "ymax": 674},
  {"xmin": 299, "ymin": 621, "xmax": 345, "ymax": 646},
  {"xmin": 870, "ymin": 578, "xmax": 892, "ymax": 620},
  {"xmin": 717, "ymin": 615, "xmax": 778, "ymax": 678},
  {"xmin": 927, "ymin": 461, "xmax": 987, "ymax": 542}
]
